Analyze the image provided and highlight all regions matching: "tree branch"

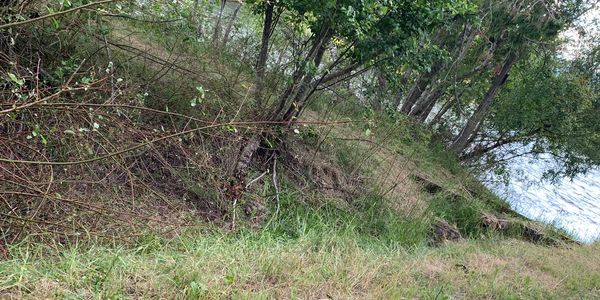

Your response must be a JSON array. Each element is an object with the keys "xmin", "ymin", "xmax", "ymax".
[{"xmin": 0, "ymin": 0, "xmax": 119, "ymax": 30}]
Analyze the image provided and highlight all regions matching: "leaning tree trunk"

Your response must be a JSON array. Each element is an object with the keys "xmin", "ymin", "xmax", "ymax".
[
  {"xmin": 430, "ymin": 94, "xmax": 458, "ymax": 125},
  {"xmin": 410, "ymin": 86, "xmax": 445, "ymax": 119},
  {"xmin": 392, "ymin": 69, "xmax": 413, "ymax": 107},
  {"xmin": 399, "ymin": 64, "xmax": 441, "ymax": 114},
  {"xmin": 448, "ymin": 51, "xmax": 518, "ymax": 153},
  {"xmin": 409, "ymin": 24, "xmax": 477, "ymax": 119},
  {"xmin": 372, "ymin": 68, "xmax": 388, "ymax": 112},
  {"xmin": 281, "ymin": 32, "xmax": 330, "ymax": 122},
  {"xmin": 211, "ymin": 0, "xmax": 227, "ymax": 44},
  {"xmin": 221, "ymin": 3, "xmax": 242, "ymax": 48},
  {"xmin": 315, "ymin": 62, "xmax": 360, "ymax": 87},
  {"xmin": 399, "ymin": 77, "xmax": 428, "ymax": 114},
  {"xmin": 254, "ymin": 0, "xmax": 275, "ymax": 111},
  {"xmin": 271, "ymin": 22, "xmax": 331, "ymax": 119},
  {"xmin": 416, "ymin": 96, "xmax": 438, "ymax": 122}
]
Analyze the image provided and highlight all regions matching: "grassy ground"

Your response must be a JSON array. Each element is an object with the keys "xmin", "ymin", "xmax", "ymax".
[
  {"xmin": 1, "ymin": 179, "xmax": 599, "ymax": 299},
  {"xmin": 2, "ymin": 225, "xmax": 599, "ymax": 299}
]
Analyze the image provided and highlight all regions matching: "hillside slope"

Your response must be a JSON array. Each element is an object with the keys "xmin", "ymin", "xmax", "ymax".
[{"xmin": 1, "ymin": 9, "xmax": 599, "ymax": 300}]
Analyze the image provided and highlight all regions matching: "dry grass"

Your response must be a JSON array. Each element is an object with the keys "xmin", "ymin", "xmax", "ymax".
[{"xmin": 300, "ymin": 110, "xmax": 429, "ymax": 215}]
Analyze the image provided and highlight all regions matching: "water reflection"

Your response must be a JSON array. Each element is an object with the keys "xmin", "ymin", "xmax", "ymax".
[{"xmin": 487, "ymin": 155, "xmax": 600, "ymax": 243}]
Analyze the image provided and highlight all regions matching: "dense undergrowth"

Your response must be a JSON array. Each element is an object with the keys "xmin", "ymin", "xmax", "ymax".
[{"xmin": 1, "ymin": 2, "xmax": 599, "ymax": 299}]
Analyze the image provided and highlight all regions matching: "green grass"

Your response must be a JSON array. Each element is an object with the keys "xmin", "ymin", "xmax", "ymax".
[
  {"xmin": 262, "ymin": 191, "xmax": 430, "ymax": 249},
  {"xmin": 2, "ymin": 189, "xmax": 599, "ymax": 298},
  {"xmin": 2, "ymin": 224, "xmax": 599, "ymax": 299}
]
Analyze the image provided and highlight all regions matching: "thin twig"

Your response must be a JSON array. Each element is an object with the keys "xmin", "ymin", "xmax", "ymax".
[
  {"xmin": 0, "ymin": 0, "xmax": 119, "ymax": 30},
  {"xmin": 0, "ymin": 79, "xmax": 105, "ymax": 115},
  {"xmin": 272, "ymin": 157, "xmax": 281, "ymax": 218},
  {"xmin": 246, "ymin": 170, "xmax": 269, "ymax": 189},
  {"xmin": 231, "ymin": 198, "xmax": 238, "ymax": 231},
  {"xmin": 0, "ymin": 120, "xmax": 361, "ymax": 165}
]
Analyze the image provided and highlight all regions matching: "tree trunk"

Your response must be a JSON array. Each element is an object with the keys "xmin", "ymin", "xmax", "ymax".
[
  {"xmin": 408, "ymin": 25, "xmax": 476, "ymax": 118},
  {"xmin": 234, "ymin": 135, "xmax": 261, "ymax": 180},
  {"xmin": 372, "ymin": 69, "xmax": 387, "ymax": 112},
  {"xmin": 416, "ymin": 97, "xmax": 437, "ymax": 122},
  {"xmin": 253, "ymin": 0, "xmax": 275, "ymax": 111},
  {"xmin": 410, "ymin": 86, "xmax": 445, "ymax": 119},
  {"xmin": 399, "ymin": 64, "xmax": 441, "ymax": 114},
  {"xmin": 281, "ymin": 32, "xmax": 330, "ymax": 122},
  {"xmin": 317, "ymin": 62, "xmax": 360, "ymax": 87},
  {"xmin": 211, "ymin": 0, "xmax": 227, "ymax": 44},
  {"xmin": 448, "ymin": 52, "xmax": 518, "ymax": 153},
  {"xmin": 393, "ymin": 69, "xmax": 413, "ymax": 107},
  {"xmin": 430, "ymin": 95, "xmax": 456, "ymax": 125},
  {"xmin": 272, "ymin": 23, "xmax": 331, "ymax": 119},
  {"xmin": 221, "ymin": 3, "xmax": 241, "ymax": 47}
]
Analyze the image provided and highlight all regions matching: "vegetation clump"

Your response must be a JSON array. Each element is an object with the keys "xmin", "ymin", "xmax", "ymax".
[{"xmin": 0, "ymin": 0, "xmax": 598, "ymax": 298}]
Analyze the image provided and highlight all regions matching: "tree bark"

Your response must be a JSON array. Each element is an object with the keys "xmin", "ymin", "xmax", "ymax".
[
  {"xmin": 448, "ymin": 51, "xmax": 518, "ymax": 153},
  {"xmin": 234, "ymin": 135, "xmax": 261, "ymax": 180},
  {"xmin": 253, "ymin": 0, "xmax": 275, "ymax": 111},
  {"xmin": 221, "ymin": 3, "xmax": 241, "ymax": 47},
  {"xmin": 416, "ymin": 96, "xmax": 437, "ymax": 122},
  {"xmin": 430, "ymin": 95, "xmax": 457, "ymax": 125},
  {"xmin": 410, "ymin": 86, "xmax": 445, "ymax": 119},
  {"xmin": 399, "ymin": 77, "xmax": 427, "ymax": 114},
  {"xmin": 399, "ymin": 64, "xmax": 441, "ymax": 114},
  {"xmin": 271, "ymin": 23, "xmax": 331, "ymax": 119},
  {"xmin": 211, "ymin": 0, "xmax": 227, "ymax": 43}
]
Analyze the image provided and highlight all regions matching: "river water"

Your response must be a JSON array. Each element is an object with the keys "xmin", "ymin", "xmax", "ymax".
[{"xmin": 486, "ymin": 155, "xmax": 600, "ymax": 243}]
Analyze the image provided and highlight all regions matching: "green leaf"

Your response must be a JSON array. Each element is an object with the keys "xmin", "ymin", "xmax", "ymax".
[
  {"xmin": 196, "ymin": 86, "xmax": 206, "ymax": 99},
  {"xmin": 7, "ymin": 73, "xmax": 24, "ymax": 86},
  {"xmin": 225, "ymin": 125, "xmax": 238, "ymax": 133},
  {"xmin": 51, "ymin": 18, "xmax": 61, "ymax": 29}
]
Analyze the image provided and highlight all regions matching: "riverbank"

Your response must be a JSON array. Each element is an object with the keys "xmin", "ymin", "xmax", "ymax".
[{"xmin": 2, "ymin": 5, "xmax": 599, "ymax": 299}]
